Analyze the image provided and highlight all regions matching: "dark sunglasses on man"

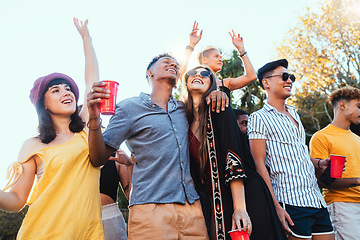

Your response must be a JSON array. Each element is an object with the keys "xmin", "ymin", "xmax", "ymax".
[{"xmin": 265, "ymin": 72, "xmax": 296, "ymax": 82}]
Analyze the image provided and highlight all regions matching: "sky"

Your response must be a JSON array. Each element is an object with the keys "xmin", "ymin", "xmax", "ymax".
[{"xmin": 0, "ymin": 0, "xmax": 318, "ymax": 188}]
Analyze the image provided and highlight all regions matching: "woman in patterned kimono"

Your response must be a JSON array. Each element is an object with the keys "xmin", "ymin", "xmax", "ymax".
[
  {"xmin": 183, "ymin": 66, "xmax": 287, "ymax": 240},
  {"xmin": 183, "ymin": 66, "xmax": 251, "ymax": 240},
  {"xmin": 0, "ymin": 18, "xmax": 105, "ymax": 240}
]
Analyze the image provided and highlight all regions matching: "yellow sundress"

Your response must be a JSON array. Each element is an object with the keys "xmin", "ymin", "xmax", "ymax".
[{"xmin": 5, "ymin": 130, "xmax": 104, "ymax": 240}]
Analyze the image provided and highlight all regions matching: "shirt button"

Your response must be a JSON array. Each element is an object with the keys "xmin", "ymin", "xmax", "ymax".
[
  {"xmin": 174, "ymin": 128, "xmax": 177, "ymax": 131},
  {"xmin": 179, "ymin": 144, "xmax": 181, "ymax": 148},
  {"xmin": 152, "ymin": 104, "xmax": 155, "ymax": 107}
]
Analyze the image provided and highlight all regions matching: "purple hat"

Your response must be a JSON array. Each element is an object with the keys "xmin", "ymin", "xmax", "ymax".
[{"xmin": 29, "ymin": 73, "xmax": 80, "ymax": 106}]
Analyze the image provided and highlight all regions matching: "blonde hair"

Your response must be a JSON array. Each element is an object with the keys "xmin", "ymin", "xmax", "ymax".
[{"xmin": 197, "ymin": 46, "xmax": 218, "ymax": 65}]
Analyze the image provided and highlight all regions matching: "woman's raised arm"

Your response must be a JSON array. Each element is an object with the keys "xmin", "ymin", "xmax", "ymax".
[
  {"xmin": 74, "ymin": 18, "xmax": 100, "ymax": 125},
  {"xmin": 224, "ymin": 30, "xmax": 257, "ymax": 91},
  {"xmin": 179, "ymin": 21, "xmax": 203, "ymax": 78}
]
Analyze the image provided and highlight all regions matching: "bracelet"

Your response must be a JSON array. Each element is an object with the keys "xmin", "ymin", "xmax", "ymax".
[
  {"xmin": 186, "ymin": 45, "xmax": 194, "ymax": 51},
  {"xmin": 318, "ymin": 159, "xmax": 322, "ymax": 169},
  {"xmin": 87, "ymin": 118, "xmax": 102, "ymax": 131},
  {"xmin": 239, "ymin": 51, "xmax": 247, "ymax": 58}
]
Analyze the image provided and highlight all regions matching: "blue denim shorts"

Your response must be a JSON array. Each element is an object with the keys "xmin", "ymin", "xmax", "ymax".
[{"xmin": 281, "ymin": 203, "xmax": 334, "ymax": 238}]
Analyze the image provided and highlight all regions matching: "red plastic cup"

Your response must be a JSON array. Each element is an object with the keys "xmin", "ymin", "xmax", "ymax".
[
  {"xmin": 100, "ymin": 80, "xmax": 119, "ymax": 115},
  {"xmin": 228, "ymin": 230, "xmax": 250, "ymax": 240},
  {"xmin": 330, "ymin": 155, "xmax": 346, "ymax": 178}
]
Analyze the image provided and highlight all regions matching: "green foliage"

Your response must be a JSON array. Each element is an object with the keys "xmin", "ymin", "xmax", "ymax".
[
  {"xmin": 0, "ymin": 206, "xmax": 28, "ymax": 239},
  {"xmin": 219, "ymin": 50, "xmax": 266, "ymax": 113},
  {"xmin": 219, "ymin": 50, "xmax": 244, "ymax": 80},
  {"xmin": 277, "ymin": 0, "xmax": 360, "ymax": 138},
  {"xmin": 173, "ymin": 83, "xmax": 182, "ymax": 101},
  {"xmin": 117, "ymin": 185, "xmax": 129, "ymax": 209},
  {"xmin": 117, "ymin": 185, "xmax": 129, "ymax": 223}
]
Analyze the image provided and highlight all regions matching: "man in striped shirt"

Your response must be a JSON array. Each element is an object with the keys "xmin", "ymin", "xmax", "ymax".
[{"xmin": 248, "ymin": 59, "xmax": 334, "ymax": 240}]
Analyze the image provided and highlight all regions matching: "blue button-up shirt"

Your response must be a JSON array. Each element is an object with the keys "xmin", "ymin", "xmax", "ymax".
[{"xmin": 103, "ymin": 92, "xmax": 199, "ymax": 206}]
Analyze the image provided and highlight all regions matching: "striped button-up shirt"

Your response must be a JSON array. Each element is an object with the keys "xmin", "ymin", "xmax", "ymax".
[{"xmin": 248, "ymin": 103, "xmax": 326, "ymax": 208}]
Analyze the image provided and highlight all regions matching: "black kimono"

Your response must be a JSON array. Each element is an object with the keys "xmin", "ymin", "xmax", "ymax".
[{"xmin": 189, "ymin": 87, "xmax": 287, "ymax": 240}]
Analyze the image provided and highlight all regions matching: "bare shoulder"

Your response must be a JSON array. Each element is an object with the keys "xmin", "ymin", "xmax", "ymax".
[{"xmin": 17, "ymin": 137, "xmax": 46, "ymax": 162}]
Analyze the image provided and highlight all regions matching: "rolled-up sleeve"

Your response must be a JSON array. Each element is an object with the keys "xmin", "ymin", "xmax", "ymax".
[
  {"xmin": 103, "ymin": 103, "xmax": 132, "ymax": 150},
  {"xmin": 248, "ymin": 113, "xmax": 267, "ymax": 140}
]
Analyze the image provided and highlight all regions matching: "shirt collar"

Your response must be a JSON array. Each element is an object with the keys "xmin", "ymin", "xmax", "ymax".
[
  {"xmin": 140, "ymin": 92, "xmax": 178, "ymax": 111},
  {"xmin": 264, "ymin": 102, "xmax": 295, "ymax": 113}
]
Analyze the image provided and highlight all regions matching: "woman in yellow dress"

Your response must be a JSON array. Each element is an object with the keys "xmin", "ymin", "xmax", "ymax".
[{"xmin": 0, "ymin": 18, "xmax": 105, "ymax": 240}]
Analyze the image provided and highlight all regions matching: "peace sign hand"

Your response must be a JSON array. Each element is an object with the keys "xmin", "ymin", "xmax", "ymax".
[{"xmin": 74, "ymin": 17, "xmax": 90, "ymax": 40}]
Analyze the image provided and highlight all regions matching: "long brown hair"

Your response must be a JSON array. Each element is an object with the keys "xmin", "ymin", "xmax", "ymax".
[
  {"xmin": 36, "ymin": 79, "xmax": 85, "ymax": 144},
  {"xmin": 183, "ymin": 66, "xmax": 217, "ymax": 180}
]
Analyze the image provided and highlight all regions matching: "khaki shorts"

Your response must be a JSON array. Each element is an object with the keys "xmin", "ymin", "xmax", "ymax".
[
  {"xmin": 128, "ymin": 200, "xmax": 208, "ymax": 240},
  {"xmin": 328, "ymin": 202, "xmax": 360, "ymax": 240}
]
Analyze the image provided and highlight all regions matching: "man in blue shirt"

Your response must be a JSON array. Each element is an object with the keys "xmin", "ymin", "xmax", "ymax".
[{"xmin": 87, "ymin": 53, "xmax": 227, "ymax": 239}]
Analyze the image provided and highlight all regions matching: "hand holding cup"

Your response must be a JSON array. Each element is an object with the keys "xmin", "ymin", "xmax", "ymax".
[
  {"xmin": 330, "ymin": 155, "xmax": 346, "ymax": 178},
  {"xmin": 87, "ymin": 81, "xmax": 110, "ymax": 119},
  {"xmin": 228, "ymin": 229, "xmax": 250, "ymax": 240},
  {"xmin": 99, "ymin": 80, "xmax": 119, "ymax": 115}
]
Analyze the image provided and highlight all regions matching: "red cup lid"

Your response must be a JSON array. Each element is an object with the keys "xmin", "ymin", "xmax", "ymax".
[{"xmin": 330, "ymin": 154, "xmax": 346, "ymax": 158}]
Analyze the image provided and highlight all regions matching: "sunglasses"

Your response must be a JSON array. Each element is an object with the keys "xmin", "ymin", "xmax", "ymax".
[
  {"xmin": 265, "ymin": 72, "xmax": 296, "ymax": 82},
  {"xmin": 186, "ymin": 69, "xmax": 212, "ymax": 78}
]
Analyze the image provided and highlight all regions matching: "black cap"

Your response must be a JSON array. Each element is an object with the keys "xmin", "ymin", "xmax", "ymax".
[{"xmin": 257, "ymin": 59, "xmax": 288, "ymax": 89}]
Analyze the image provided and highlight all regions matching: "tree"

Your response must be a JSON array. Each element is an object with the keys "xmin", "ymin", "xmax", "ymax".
[
  {"xmin": 117, "ymin": 185, "xmax": 129, "ymax": 223},
  {"xmin": 277, "ymin": 0, "xmax": 360, "ymax": 138},
  {"xmin": 0, "ymin": 206, "xmax": 28, "ymax": 239},
  {"xmin": 219, "ymin": 50, "xmax": 266, "ymax": 113}
]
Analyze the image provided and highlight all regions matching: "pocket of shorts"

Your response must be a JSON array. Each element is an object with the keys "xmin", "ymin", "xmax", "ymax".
[
  {"xmin": 130, "ymin": 204, "xmax": 157, "ymax": 222},
  {"xmin": 193, "ymin": 200, "xmax": 202, "ymax": 211},
  {"xmin": 150, "ymin": 203, "xmax": 157, "ymax": 211},
  {"xmin": 328, "ymin": 203, "xmax": 337, "ymax": 224}
]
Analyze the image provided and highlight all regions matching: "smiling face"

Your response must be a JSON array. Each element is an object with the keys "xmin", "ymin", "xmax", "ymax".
[
  {"xmin": 147, "ymin": 57, "xmax": 180, "ymax": 87},
  {"xmin": 203, "ymin": 49, "xmax": 223, "ymax": 73},
  {"xmin": 186, "ymin": 67, "xmax": 212, "ymax": 96},
  {"xmin": 263, "ymin": 66, "xmax": 293, "ymax": 100},
  {"xmin": 43, "ymin": 83, "xmax": 76, "ymax": 116}
]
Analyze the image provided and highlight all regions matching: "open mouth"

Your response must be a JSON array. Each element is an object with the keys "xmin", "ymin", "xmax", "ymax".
[
  {"xmin": 191, "ymin": 78, "xmax": 204, "ymax": 84},
  {"xmin": 61, "ymin": 99, "xmax": 73, "ymax": 104},
  {"xmin": 284, "ymin": 86, "xmax": 292, "ymax": 90},
  {"xmin": 166, "ymin": 68, "xmax": 177, "ymax": 75}
]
